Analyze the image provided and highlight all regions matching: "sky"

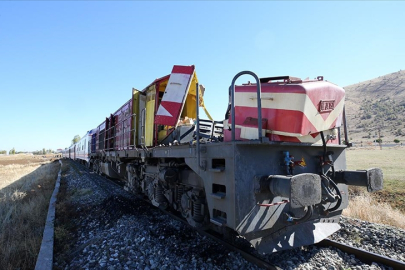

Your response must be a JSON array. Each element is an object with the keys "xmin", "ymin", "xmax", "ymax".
[{"xmin": 1, "ymin": 1, "xmax": 404, "ymax": 152}]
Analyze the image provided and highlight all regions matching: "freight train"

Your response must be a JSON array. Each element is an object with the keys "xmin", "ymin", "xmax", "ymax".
[{"xmin": 62, "ymin": 65, "xmax": 383, "ymax": 254}]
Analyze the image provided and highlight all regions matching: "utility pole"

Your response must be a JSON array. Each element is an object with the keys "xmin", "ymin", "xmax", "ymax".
[{"xmin": 378, "ymin": 128, "xmax": 382, "ymax": 150}]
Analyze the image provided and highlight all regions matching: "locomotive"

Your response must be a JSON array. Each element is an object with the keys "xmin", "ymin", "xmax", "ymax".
[{"xmin": 62, "ymin": 65, "xmax": 383, "ymax": 254}]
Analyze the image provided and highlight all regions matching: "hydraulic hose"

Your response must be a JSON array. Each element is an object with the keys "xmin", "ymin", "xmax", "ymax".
[
  {"xmin": 326, "ymin": 179, "xmax": 342, "ymax": 212},
  {"xmin": 286, "ymin": 205, "xmax": 313, "ymax": 225}
]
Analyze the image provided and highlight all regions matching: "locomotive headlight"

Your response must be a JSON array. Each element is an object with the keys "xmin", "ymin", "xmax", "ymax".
[{"xmin": 332, "ymin": 128, "xmax": 338, "ymax": 136}]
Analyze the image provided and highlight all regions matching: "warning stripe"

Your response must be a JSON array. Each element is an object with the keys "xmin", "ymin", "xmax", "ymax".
[
  {"xmin": 155, "ymin": 65, "xmax": 195, "ymax": 126},
  {"xmin": 233, "ymin": 86, "xmax": 344, "ymax": 136}
]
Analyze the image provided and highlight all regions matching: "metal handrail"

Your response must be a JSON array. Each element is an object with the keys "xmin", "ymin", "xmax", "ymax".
[
  {"xmin": 196, "ymin": 82, "xmax": 203, "ymax": 170},
  {"xmin": 230, "ymin": 71, "xmax": 262, "ymax": 141},
  {"xmin": 105, "ymin": 126, "xmax": 115, "ymax": 151},
  {"xmin": 119, "ymin": 113, "xmax": 137, "ymax": 149},
  {"xmin": 140, "ymin": 108, "xmax": 146, "ymax": 146},
  {"xmin": 121, "ymin": 113, "xmax": 137, "ymax": 149},
  {"xmin": 103, "ymin": 113, "xmax": 138, "ymax": 151}
]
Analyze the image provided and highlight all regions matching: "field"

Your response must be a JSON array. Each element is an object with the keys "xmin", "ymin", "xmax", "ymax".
[
  {"xmin": 0, "ymin": 154, "xmax": 59, "ymax": 270},
  {"xmin": 345, "ymin": 146, "xmax": 405, "ymax": 207},
  {"xmin": 344, "ymin": 146, "xmax": 405, "ymax": 229}
]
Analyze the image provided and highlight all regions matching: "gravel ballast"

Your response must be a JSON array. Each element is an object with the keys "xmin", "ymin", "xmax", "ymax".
[{"xmin": 53, "ymin": 160, "xmax": 405, "ymax": 269}]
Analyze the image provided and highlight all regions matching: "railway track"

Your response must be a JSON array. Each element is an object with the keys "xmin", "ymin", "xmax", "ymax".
[
  {"xmin": 316, "ymin": 238, "xmax": 405, "ymax": 269},
  {"xmin": 155, "ymin": 203, "xmax": 405, "ymax": 270},
  {"xmin": 159, "ymin": 207, "xmax": 281, "ymax": 270},
  {"xmin": 194, "ymin": 229, "xmax": 280, "ymax": 269},
  {"xmin": 69, "ymin": 160, "xmax": 405, "ymax": 269},
  {"xmin": 75, "ymin": 161, "xmax": 280, "ymax": 269},
  {"xmin": 98, "ymin": 177, "xmax": 279, "ymax": 267}
]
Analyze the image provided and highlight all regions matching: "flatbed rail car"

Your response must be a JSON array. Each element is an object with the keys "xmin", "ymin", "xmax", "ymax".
[{"xmin": 65, "ymin": 65, "xmax": 383, "ymax": 254}]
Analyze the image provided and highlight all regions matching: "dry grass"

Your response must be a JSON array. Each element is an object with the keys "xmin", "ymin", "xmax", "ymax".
[
  {"xmin": 0, "ymin": 163, "xmax": 48, "ymax": 190},
  {"xmin": 54, "ymin": 161, "xmax": 79, "ymax": 268},
  {"xmin": 0, "ymin": 154, "xmax": 55, "ymax": 189},
  {"xmin": 0, "ymin": 156, "xmax": 60, "ymax": 270},
  {"xmin": 0, "ymin": 153, "xmax": 55, "ymax": 166},
  {"xmin": 344, "ymin": 147, "xmax": 405, "ymax": 229},
  {"xmin": 346, "ymin": 146, "xmax": 405, "ymax": 183},
  {"xmin": 343, "ymin": 192, "xmax": 405, "ymax": 230}
]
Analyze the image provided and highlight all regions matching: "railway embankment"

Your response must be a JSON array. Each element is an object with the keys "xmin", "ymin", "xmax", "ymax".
[
  {"xmin": 53, "ymin": 160, "xmax": 405, "ymax": 269},
  {"xmin": 53, "ymin": 160, "xmax": 258, "ymax": 270},
  {"xmin": 0, "ymin": 155, "xmax": 59, "ymax": 270}
]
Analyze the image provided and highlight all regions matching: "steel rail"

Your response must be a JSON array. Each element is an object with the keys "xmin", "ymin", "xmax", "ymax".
[
  {"xmin": 159, "ymin": 208, "xmax": 280, "ymax": 270},
  {"xmin": 88, "ymin": 169, "xmax": 279, "ymax": 268},
  {"xmin": 86, "ymin": 164, "xmax": 278, "ymax": 269},
  {"xmin": 70, "ymin": 161, "xmax": 405, "ymax": 270},
  {"xmin": 197, "ymin": 230, "xmax": 280, "ymax": 270},
  {"xmin": 316, "ymin": 238, "xmax": 405, "ymax": 269}
]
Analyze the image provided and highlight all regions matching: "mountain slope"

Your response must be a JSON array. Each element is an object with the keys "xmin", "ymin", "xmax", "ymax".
[{"xmin": 344, "ymin": 70, "xmax": 405, "ymax": 144}]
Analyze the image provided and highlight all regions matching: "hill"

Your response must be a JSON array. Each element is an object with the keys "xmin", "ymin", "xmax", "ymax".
[{"xmin": 344, "ymin": 70, "xmax": 405, "ymax": 145}]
